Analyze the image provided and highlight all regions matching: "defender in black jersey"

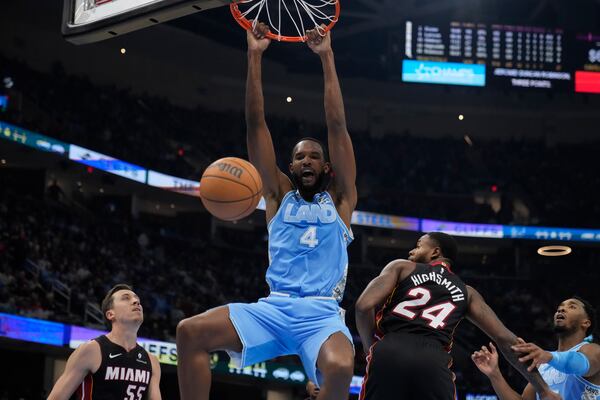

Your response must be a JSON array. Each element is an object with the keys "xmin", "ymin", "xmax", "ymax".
[
  {"xmin": 48, "ymin": 284, "xmax": 162, "ymax": 400},
  {"xmin": 355, "ymin": 232, "xmax": 561, "ymax": 400}
]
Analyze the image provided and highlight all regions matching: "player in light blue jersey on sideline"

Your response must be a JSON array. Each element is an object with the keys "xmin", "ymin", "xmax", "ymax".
[
  {"xmin": 472, "ymin": 296, "xmax": 600, "ymax": 399},
  {"xmin": 177, "ymin": 22, "xmax": 357, "ymax": 400}
]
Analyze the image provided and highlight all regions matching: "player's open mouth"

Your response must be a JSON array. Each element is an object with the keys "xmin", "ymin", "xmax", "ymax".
[
  {"xmin": 301, "ymin": 169, "xmax": 315, "ymax": 182},
  {"xmin": 555, "ymin": 314, "xmax": 566, "ymax": 321}
]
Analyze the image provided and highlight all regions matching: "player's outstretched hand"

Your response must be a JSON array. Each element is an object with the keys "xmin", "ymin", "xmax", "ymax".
[
  {"xmin": 247, "ymin": 21, "xmax": 271, "ymax": 53},
  {"xmin": 306, "ymin": 25, "xmax": 332, "ymax": 55},
  {"xmin": 511, "ymin": 339, "xmax": 553, "ymax": 372},
  {"xmin": 471, "ymin": 342, "xmax": 500, "ymax": 377}
]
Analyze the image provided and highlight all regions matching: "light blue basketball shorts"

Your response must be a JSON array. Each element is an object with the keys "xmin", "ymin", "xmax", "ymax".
[{"xmin": 227, "ymin": 294, "xmax": 354, "ymax": 386}]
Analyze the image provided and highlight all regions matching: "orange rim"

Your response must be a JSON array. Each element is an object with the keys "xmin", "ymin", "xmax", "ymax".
[{"xmin": 230, "ymin": 0, "xmax": 340, "ymax": 43}]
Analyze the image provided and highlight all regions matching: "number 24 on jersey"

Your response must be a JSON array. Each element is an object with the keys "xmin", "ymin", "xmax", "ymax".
[{"xmin": 392, "ymin": 287, "xmax": 456, "ymax": 329}]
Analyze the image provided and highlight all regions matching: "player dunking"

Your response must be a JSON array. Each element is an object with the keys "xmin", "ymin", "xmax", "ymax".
[
  {"xmin": 473, "ymin": 296, "xmax": 599, "ymax": 399},
  {"xmin": 176, "ymin": 23, "xmax": 357, "ymax": 400},
  {"xmin": 355, "ymin": 232, "xmax": 560, "ymax": 400},
  {"xmin": 48, "ymin": 284, "xmax": 162, "ymax": 400}
]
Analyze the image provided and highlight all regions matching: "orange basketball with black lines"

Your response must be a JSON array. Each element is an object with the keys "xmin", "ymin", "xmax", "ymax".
[{"xmin": 199, "ymin": 157, "xmax": 263, "ymax": 221}]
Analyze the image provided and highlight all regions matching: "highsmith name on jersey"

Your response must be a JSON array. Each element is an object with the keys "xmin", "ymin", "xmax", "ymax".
[{"xmin": 410, "ymin": 269, "xmax": 466, "ymax": 302}]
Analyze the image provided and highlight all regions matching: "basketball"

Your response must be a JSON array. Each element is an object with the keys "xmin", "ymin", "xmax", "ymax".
[{"xmin": 199, "ymin": 157, "xmax": 263, "ymax": 221}]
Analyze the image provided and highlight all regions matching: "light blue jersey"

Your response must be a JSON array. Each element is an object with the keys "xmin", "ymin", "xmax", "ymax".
[
  {"xmin": 537, "ymin": 341, "xmax": 600, "ymax": 400},
  {"xmin": 266, "ymin": 190, "xmax": 353, "ymax": 302},
  {"xmin": 227, "ymin": 190, "xmax": 354, "ymax": 385}
]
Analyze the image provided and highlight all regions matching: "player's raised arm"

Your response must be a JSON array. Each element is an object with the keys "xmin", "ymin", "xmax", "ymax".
[
  {"xmin": 47, "ymin": 341, "xmax": 101, "ymax": 400},
  {"xmin": 306, "ymin": 28, "xmax": 357, "ymax": 224},
  {"xmin": 245, "ymin": 22, "xmax": 292, "ymax": 217},
  {"xmin": 355, "ymin": 260, "xmax": 412, "ymax": 351},
  {"xmin": 466, "ymin": 286, "xmax": 561, "ymax": 400}
]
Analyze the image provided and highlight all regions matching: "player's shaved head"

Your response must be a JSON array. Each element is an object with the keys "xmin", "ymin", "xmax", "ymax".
[{"xmin": 291, "ymin": 137, "xmax": 329, "ymax": 162}]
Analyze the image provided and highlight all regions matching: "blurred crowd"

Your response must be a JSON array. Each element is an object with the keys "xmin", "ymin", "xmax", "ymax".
[
  {"xmin": 2, "ymin": 56, "xmax": 599, "ymax": 228},
  {"xmin": 2, "ymin": 181, "xmax": 598, "ymax": 396},
  {"xmin": 0, "ymin": 187, "xmax": 270, "ymax": 341}
]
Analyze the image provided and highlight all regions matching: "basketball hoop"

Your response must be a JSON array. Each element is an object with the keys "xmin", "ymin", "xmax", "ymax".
[{"xmin": 230, "ymin": 0, "xmax": 340, "ymax": 43}]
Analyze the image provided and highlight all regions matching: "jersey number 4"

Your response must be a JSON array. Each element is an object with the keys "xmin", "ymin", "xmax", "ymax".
[
  {"xmin": 392, "ymin": 287, "xmax": 456, "ymax": 329},
  {"xmin": 300, "ymin": 226, "xmax": 319, "ymax": 248}
]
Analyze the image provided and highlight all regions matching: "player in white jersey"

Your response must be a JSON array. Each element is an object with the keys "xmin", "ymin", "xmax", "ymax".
[
  {"xmin": 472, "ymin": 296, "xmax": 599, "ymax": 399},
  {"xmin": 177, "ymin": 23, "xmax": 357, "ymax": 400}
]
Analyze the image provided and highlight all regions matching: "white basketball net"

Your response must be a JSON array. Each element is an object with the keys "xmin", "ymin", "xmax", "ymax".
[{"xmin": 235, "ymin": 0, "xmax": 338, "ymax": 40}]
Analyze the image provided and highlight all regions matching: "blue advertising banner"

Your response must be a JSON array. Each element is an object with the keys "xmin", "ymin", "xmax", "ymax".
[
  {"xmin": 68, "ymin": 144, "xmax": 147, "ymax": 183},
  {"xmin": 0, "ymin": 121, "xmax": 69, "ymax": 155},
  {"xmin": 402, "ymin": 60, "xmax": 486, "ymax": 87},
  {"xmin": 0, "ymin": 312, "xmax": 65, "ymax": 346}
]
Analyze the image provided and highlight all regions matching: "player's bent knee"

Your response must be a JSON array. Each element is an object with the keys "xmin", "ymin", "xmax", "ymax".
[
  {"xmin": 176, "ymin": 314, "xmax": 215, "ymax": 350},
  {"xmin": 176, "ymin": 317, "xmax": 194, "ymax": 342},
  {"xmin": 321, "ymin": 356, "xmax": 354, "ymax": 381}
]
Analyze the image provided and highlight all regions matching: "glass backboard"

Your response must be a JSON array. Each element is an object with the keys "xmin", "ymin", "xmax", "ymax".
[{"xmin": 62, "ymin": 0, "xmax": 229, "ymax": 44}]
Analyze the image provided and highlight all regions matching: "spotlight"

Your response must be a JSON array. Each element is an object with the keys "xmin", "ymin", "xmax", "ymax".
[{"xmin": 286, "ymin": 96, "xmax": 293, "ymax": 103}]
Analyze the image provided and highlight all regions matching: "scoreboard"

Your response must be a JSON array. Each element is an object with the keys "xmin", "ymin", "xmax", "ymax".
[{"xmin": 400, "ymin": 20, "xmax": 600, "ymax": 93}]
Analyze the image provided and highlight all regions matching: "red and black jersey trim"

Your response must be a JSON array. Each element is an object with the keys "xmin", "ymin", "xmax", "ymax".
[
  {"xmin": 359, "ymin": 341, "xmax": 379, "ymax": 400},
  {"xmin": 75, "ymin": 374, "xmax": 93, "ymax": 400},
  {"xmin": 429, "ymin": 260, "xmax": 453, "ymax": 273},
  {"xmin": 375, "ymin": 284, "xmax": 399, "ymax": 337}
]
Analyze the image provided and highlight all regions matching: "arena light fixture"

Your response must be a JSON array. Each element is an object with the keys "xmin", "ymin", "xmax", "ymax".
[
  {"xmin": 537, "ymin": 245, "xmax": 572, "ymax": 257},
  {"xmin": 458, "ymin": 114, "xmax": 464, "ymax": 121}
]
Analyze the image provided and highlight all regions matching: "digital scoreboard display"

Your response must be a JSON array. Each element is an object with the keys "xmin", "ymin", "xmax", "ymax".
[
  {"xmin": 573, "ymin": 32, "xmax": 600, "ymax": 93},
  {"xmin": 401, "ymin": 20, "xmax": 600, "ymax": 92}
]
